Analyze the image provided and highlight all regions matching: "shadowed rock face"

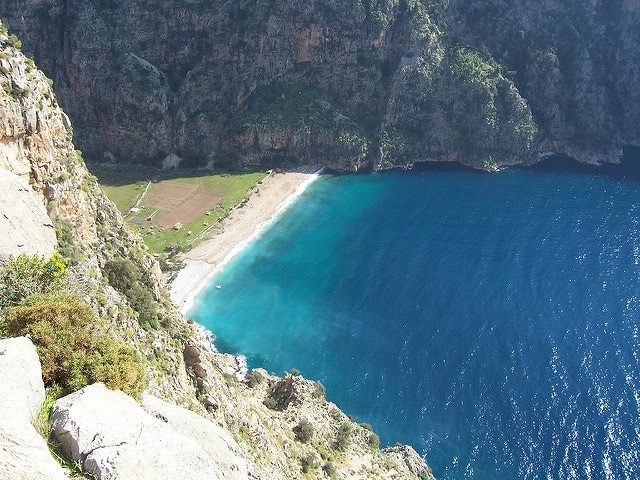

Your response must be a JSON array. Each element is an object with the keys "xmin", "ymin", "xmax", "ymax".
[{"xmin": 1, "ymin": 0, "xmax": 638, "ymax": 170}]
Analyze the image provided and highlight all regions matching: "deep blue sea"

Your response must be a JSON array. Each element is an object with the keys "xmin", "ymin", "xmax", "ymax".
[{"xmin": 189, "ymin": 154, "xmax": 640, "ymax": 479}]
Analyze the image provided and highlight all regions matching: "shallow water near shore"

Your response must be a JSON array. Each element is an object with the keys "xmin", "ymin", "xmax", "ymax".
[{"xmin": 189, "ymin": 153, "xmax": 640, "ymax": 479}]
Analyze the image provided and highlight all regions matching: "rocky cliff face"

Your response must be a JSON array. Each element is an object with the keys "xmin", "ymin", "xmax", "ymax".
[
  {"xmin": 1, "ymin": 0, "xmax": 636, "ymax": 171},
  {"xmin": 0, "ymin": 23, "xmax": 433, "ymax": 479}
]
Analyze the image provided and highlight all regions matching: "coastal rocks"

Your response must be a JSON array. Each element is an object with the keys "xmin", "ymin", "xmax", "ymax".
[
  {"xmin": 50, "ymin": 382, "xmax": 249, "ymax": 480},
  {"xmin": 0, "ymin": 337, "xmax": 68, "ymax": 480},
  {"xmin": 0, "ymin": 168, "xmax": 57, "ymax": 263},
  {"xmin": 384, "ymin": 445, "xmax": 435, "ymax": 480}
]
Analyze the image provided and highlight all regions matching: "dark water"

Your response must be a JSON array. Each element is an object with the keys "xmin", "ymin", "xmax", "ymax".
[{"xmin": 189, "ymin": 155, "xmax": 640, "ymax": 479}]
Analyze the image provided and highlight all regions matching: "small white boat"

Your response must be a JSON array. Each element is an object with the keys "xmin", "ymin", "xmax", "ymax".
[{"xmin": 214, "ymin": 285, "xmax": 222, "ymax": 289}]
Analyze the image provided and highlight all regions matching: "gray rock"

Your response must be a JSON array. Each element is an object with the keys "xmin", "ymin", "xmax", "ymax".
[
  {"xmin": 0, "ymin": 337, "xmax": 68, "ymax": 480},
  {"xmin": 0, "ymin": 167, "xmax": 57, "ymax": 263},
  {"xmin": 51, "ymin": 383, "xmax": 229, "ymax": 480},
  {"xmin": 141, "ymin": 394, "xmax": 252, "ymax": 480}
]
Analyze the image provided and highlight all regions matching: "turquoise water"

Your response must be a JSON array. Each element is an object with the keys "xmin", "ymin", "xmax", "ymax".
[{"xmin": 189, "ymin": 156, "xmax": 640, "ymax": 479}]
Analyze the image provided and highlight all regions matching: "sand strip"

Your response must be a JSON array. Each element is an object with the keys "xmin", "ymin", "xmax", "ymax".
[{"xmin": 169, "ymin": 168, "xmax": 322, "ymax": 314}]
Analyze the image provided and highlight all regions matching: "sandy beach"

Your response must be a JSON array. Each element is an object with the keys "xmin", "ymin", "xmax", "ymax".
[{"xmin": 169, "ymin": 168, "xmax": 322, "ymax": 314}]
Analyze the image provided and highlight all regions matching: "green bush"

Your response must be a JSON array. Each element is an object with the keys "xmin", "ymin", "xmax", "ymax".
[
  {"xmin": 1, "ymin": 293, "xmax": 147, "ymax": 398},
  {"xmin": 333, "ymin": 422, "xmax": 352, "ymax": 451},
  {"xmin": 104, "ymin": 258, "xmax": 160, "ymax": 329},
  {"xmin": 244, "ymin": 370, "xmax": 263, "ymax": 388},
  {"xmin": 322, "ymin": 462, "xmax": 337, "ymax": 477},
  {"xmin": 293, "ymin": 418, "xmax": 314, "ymax": 443},
  {"xmin": 263, "ymin": 376, "xmax": 296, "ymax": 411},
  {"xmin": 0, "ymin": 254, "xmax": 67, "ymax": 311},
  {"xmin": 367, "ymin": 431, "xmax": 380, "ymax": 449},
  {"xmin": 300, "ymin": 451, "xmax": 320, "ymax": 473}
]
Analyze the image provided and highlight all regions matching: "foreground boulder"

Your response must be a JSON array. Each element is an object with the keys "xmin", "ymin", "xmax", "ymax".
[
  {"xmin": 0, "ymin": 336, "xmax": 68, "ymax": 480},
  {"xmin": 51, "ymin": 383, "xmax": 253, "ymax": 480},
  {"xmin": 141, "ymin": 394, "xmax": 251, "ymax": 480}
]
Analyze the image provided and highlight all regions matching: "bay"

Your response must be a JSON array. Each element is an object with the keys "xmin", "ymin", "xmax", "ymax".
[{"xmin": 190, "ymin": 154, "xmax": 640, "ymax": 479}]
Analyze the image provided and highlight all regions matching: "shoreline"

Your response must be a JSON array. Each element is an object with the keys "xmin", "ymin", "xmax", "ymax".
[{"xmin": 169, "ymin": 167, "xmax": 323, "ymax": 314}]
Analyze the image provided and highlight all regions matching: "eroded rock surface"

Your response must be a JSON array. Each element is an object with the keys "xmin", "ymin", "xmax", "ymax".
[
  {"xmin": 0, "ymin": 337, "xmax": 68, "ymax": 480},
  {"xmin": 141, "ymin": 394, "xmax": 252, "ymax": 480},
  {"xmin": 51, "ymin": 383, "xmax": 254, "ymax": 480},
  {"xmin": 0, "ymin": 168, "xmax": 57, "ymax": 262}
]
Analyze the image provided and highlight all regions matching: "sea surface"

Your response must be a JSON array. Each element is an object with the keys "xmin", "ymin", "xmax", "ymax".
[{"xmin": 189, "ymin": 155, "xmax": 640, "ymax": 479}]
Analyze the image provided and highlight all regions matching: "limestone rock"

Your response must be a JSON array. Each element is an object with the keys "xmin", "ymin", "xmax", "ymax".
[
  {"xmin": 50, "ymin": 383, "xmax": 227, "ymax": 480},
  {"xmin": 0, "ymin": 337, "xmax": 68, "ymax": 480},
  {"xmin": 0, "ymin": 168, "xmax": 57, "ymax": 263},
  {"xmin": 141, "ymin": 394, "xmax": 252, "ymax": 480},
  {"xmin": 3, "ymin": 0, "xmax": 639, "ymax": 170}
]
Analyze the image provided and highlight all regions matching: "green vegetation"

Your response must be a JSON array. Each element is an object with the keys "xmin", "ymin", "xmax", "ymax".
[
  {"xmin": 236, "ymin": 83, "xmax": 338, "ymax": 127},
  {"xmin": 141, "ymin": 172, "xmax": 265, "ymax": 254},
  {"xmin": 445, "ymin": 46, "xmax": 497, "ymax": 84},
  {"xmin": 1, "ymin": 293, "xmax": 147, "ymax": 398},
  {"xmin": 322, "ymin": 461, "xmax": 337, "ymax": 477},
  {"xmin": 104, "ymin": 258, "xmax": 161, "ymax": 329},
  {"xmin": 88, "ymin": 165, "xmax": 154, "ymax": 212},
  {"xmin": 293, "ymin": 418, "xmax": 314, "ymax": 443},
  {"xmin": 6, "ymin": 33, "xmax": 22, "ymax": 50},
  {"xmin": 54, "ymin": 221, "xmax": 82, "ymax": 263},
  {"xmin": 367, "ymin": 431, "xmax": 380, "ymax": 449},
  {"xmin": 333, "ymin": 422, "xmax": 353, "ymax": 451},
  {"xmin": 245, "ymin": 369, "xmax": 264, "ymax": 388},
  {"xmin": 300, "ymin": 451, "xmax": 321, "ymax": 474},
  {"xmin": 35, "ymin": 386, "xmax": 84, "ymax": 476},
  {"xmin": 0, "ymin": 254, "xmax": 67, "ymax": 311},
  {"xmin": 264, "ymin": 376, "xmax": 296, "ymax": 411},
  {"xmin": 90, "ymin": 164, "xmax": 265, "ymax": 255}
]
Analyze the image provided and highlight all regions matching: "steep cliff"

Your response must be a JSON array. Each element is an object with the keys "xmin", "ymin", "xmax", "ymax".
[
  {"xmin": 1, "ymin": 0, "xmax": 635, "ymax": 171},
  {"xmin": 0, "ymin": 23, "xmax": 433, "ymax": 479}
]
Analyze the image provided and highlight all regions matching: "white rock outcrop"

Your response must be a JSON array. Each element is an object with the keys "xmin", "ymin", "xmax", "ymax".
[
  {"xmin": 0, "ymin": 167, "xmax": 57, "ymax": 263},
  {"xmin": 51, "ymin": 383, "xmax": 253, "ymax": 480},
  {"xmin": 0, "ymin": 336, "xmax": 68, "ymax": 480},
  {"xmin": 141, "ymin": 394, "xmax": 251, "ymax": 480}
]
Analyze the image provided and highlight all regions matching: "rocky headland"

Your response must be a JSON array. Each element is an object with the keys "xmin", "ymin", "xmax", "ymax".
[{"xmin": 0, "ymin": 23, "xmax": 433, "ymax": 479}]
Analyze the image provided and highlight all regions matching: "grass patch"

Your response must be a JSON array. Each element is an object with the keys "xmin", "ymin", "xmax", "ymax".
[
  {"xmin": 89, "ymin": 165, "xmax": 266, "ymax": 254},
  {"xmin": 88, "ymin": 164, "xmax": 155, "ymax": 213}
]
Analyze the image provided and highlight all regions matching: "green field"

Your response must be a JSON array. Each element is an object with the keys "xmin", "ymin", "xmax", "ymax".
[{"xmin": 90, "ymin": 165, "xmax": 267, "ymax": 255}]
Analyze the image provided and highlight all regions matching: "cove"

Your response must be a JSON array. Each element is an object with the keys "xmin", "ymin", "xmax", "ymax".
[{"xmin": 189, "ymin": 154, "xmax": 640, "ymax": 479}]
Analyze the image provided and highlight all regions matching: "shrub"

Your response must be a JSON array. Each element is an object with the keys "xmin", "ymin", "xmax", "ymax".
[
  {"xmin": 313, "ymin": 380, "xmax": 326, "ymax": 399},
  {"xmin": 0, "ymin": 254, "xmax": 67, "ymax": 311},
  {"xmin": 1, "ymin": 293, "xmax": 147, "ymax": 398},
  {"xmin": 333, "ymin": 422, "xmax": 352, "ymax": 451},
  {"xmin": 104, "ymin": 258, "xmax": 160, "ymax": 329},
  {"xmin": 300, "ymin": 451, "xmax": 320, "ymax": 473},
  {"xmin": 7, "ymin": 34, "xmax": 22, "ymax": 50},
  {"xmin": 54, "ymin": 221, "xmax": 81, "ymax": 262},
  {"xmin": 322, "ymin": 462, "xmax": 337, "ymax": 477},
  {"xmin": 367, "ymin": 431, "xmax": 380, "ymax": 449},
  {"xmin": 263, "ymin": 376, "xmax": 296, "ymax": 411},
  {"xmin": 293, "ymin": 418, "xmax": 314, "ymax": 443},
  {"xmin": 245, "ymin": 370, "xmax": 263, "ymax": 388}
]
